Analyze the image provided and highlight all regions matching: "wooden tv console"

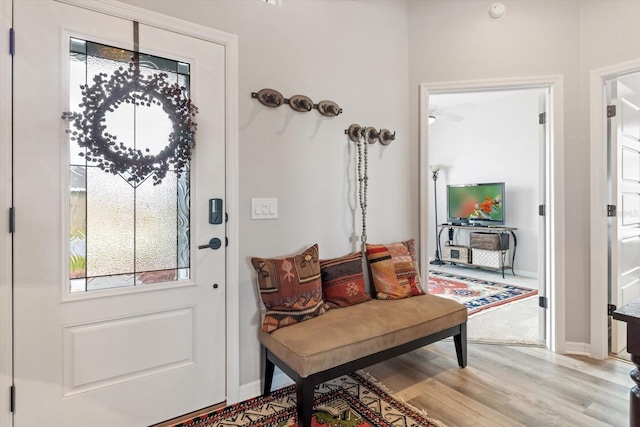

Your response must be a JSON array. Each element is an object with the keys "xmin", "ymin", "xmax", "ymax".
[{"xmin": 436, "ymin": 224, "xmax": 517, "ymax": 278}]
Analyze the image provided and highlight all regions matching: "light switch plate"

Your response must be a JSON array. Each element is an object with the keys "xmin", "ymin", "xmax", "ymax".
[{"xmin": 251, "ymin": 198, "xmax": 278, "ymax": 220}]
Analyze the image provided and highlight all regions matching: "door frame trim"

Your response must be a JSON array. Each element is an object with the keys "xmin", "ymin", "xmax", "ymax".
[
  {"xmin": 590, "ymin": 58, "xmax": 640, "ymax": 360},
  {"xmin": 57, "ymin": 0, "xmax": 241, "ymax": 405},
  {"xmin": 419, "ymin": 75, "xmax": 565, "ymax": 353},
  {"xmin": 1, "ymin": 1, "xmax": 13, "ymax": 425}
]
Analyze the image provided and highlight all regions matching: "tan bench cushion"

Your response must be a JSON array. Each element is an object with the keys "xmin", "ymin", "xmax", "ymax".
[{"xmin": 259, "ymin": 294, "xmax": 467, "ymax": 378}]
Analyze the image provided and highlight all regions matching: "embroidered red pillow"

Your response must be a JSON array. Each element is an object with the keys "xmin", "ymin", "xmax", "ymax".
[
  {"xmin": 366, "ymin": 239, "xmax": 425, "ymax": 299},
  {"xmin": 320, "ymin": 252, "xmax": 371, "ymax": 308},
  {"xmin": 251, "ymin": 244, "xmax": 329, "ymax": 332}
]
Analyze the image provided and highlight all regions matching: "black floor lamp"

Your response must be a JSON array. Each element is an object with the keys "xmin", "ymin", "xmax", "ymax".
[{"xmin": 430, "ymin": 165, "xmax": 445, "ymax": 265}]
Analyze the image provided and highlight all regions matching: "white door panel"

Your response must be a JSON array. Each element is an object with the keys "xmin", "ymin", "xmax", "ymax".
[
  {"xmin": 622, "ymin": 99, "xmax": 640, "ymax": 140},
  {"xmin": 13, "ymin": 1, "xmax": 226, "ymax": 425},
  {"xmin": 622, "ymin": 278, "xmax": 640, "ymax": 306},
  {"xmin": 611, "ymin": 77, "xmax": 640, "ymax": 354},
  {"xmin": 622, "ymin": 193, "xmax": 640, "ymax": 226},
  {"xmin": 621, "ymin": 236, "xmax": 640, "ymax": 275},
  {"xmin": 622, "ymin": 148, "xmax": 640, "ymax": 181}
]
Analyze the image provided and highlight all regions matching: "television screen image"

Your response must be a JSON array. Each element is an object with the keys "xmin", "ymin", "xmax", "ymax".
[{"xmin": 447, "ymin": 182, "xmax": 505, "ymax": 224}]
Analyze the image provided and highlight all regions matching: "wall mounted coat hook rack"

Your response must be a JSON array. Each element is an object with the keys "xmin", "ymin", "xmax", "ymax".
[
  {"xmin": 252, "ymin": 89, "xmax": 342, "ymax": 118},
  {"xmin": 345, "ymin": 124, "xmax": 396, "ymax": 145}
]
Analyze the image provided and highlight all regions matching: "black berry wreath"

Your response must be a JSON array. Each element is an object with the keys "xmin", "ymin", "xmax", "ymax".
[{"xmin": 62, "ymin": 60, "xmax": 199, "ymax": 186}]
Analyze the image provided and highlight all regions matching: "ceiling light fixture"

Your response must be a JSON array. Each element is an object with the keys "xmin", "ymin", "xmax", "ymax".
[{"xmin": 428, "ymin": 115, "xmax": 436, "ymax": 124}]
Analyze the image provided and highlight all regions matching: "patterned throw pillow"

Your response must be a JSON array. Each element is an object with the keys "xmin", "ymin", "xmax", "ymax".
[
  {"xmin": 320, "ymin": 252, "xmax": 371, "ymax": 308},
  {"xmin": 366, "ymin": 239, "xmax": 425, "ymax": 300},
  {"xmin": 251, "ymin": 244, "xmax": 329, "ymax": 332}
]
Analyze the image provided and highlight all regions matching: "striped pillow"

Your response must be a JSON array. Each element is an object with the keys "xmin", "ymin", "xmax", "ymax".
[
  {"xmin": 366, "ymin": 239, "xmax": 425, "ymax": 300},
  {"xmin": 320, "ymin": 252, "xmax": 371, "ymax": 308}
]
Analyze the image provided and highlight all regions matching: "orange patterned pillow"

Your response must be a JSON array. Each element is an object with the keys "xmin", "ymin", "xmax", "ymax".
[
  {"xmin": 366, "ymin": 239, "xmax": 425, "ymax": 299},
  {"xmin": 251, "ymin": 244, "xmax": 329, "ymax": 332}
]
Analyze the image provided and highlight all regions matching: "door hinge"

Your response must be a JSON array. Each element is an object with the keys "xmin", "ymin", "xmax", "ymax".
[
  {"xmin": 607, "ymin": 204, "xmax": 617, "ymax": 217},
  {"xmin": 538, "ymin": 112, "xmax": 546, "ymax": 125},
  {"xmin": 538, "ymin": 204, "xmax": 545, "ymax": 216},
  {"xmin": 608, "ymin": 304, "xmax": 617, "ymax": 316},
  {"xmin": 538, "ymin": 296, "xmax": 548, "ymax": 309},
  {"xmin": 10, "ymin": 385, "xmax": 15, "ymax": 413},
  {"xmin": 607, "ymin": 105, "xmax": 617, "ymax": 118},
  {"xmin": 9, "ymin": 28, "xmax": 14, "ymax": 56},
  {"xmin": 9, "ymin": 207, "xmax": 14, "ymax": 233}
]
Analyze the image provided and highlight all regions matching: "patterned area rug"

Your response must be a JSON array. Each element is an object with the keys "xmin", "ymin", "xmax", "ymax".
[
  {"xmin": 173, "ymin": 372, "xmax": 442, "ymax": 427},
  {"xmin": 428, "ymin": 270, "xmax": 537, "ymax": 316}
]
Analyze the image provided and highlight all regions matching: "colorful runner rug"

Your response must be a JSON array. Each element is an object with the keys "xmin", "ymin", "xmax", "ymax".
[
  {"xmin": 173, "ymin": 372, "xmax": 442, "ymax": 427},
  {"xmin": 428, "ymin": 270, "xmax": 537, "ymax": 316}
]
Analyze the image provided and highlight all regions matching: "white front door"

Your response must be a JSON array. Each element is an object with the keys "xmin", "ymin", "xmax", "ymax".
[
  {"xmin": 610, "ymin": 73, "xmax": 640, "ymax": 354},
  {"xmin": 13, "ymin": 1, "xmax": 227, "ymax": 425}
]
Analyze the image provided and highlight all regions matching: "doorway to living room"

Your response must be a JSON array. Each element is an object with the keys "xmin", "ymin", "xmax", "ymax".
[
  {"xmin": 419, "ymin": 77, "xmax": 565, "ymax": 351},
  {"xmin": 427, "ymin": 88, "xmax": 544, "ymax": 345}
]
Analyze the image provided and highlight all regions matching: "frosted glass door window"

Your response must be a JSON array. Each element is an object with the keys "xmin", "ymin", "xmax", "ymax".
[{"xmin": 68, "ymin": 38, "xmax": 191, "ymax": 293}]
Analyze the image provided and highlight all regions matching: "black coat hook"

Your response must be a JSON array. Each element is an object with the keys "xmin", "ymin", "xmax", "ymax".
[
  {"xmin": 288, "ymin": 95, "xmax": 313, "ymax": 112},
  {"xmin": 252, "ymin": 88, "xmax": 284, "ymax": 108},
  {"xmin": 379, "ymin": 129, "xmax": 396, "ymax": 145},
  {"xmin": 317, "ymin": 100, "xmax": 342, "ymax": 117}
]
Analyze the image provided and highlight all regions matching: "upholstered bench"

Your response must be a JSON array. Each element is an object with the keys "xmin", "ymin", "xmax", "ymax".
[{"xmin": 260, "ymin": 293, "xmax": 467, "ymax": 427}]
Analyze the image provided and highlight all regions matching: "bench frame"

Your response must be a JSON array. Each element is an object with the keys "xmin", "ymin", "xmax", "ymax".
[{"xmin": 262, "ymin": 322, "xmax": 467, "ymax": 427}]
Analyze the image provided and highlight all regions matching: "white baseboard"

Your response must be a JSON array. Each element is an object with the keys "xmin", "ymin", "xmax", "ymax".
[
  {"xmin": 564, "ymin": 341, "xmax": 591, "ymax": 357},
  {"xmin": 237, "ymin": 369, "xmax": 294, "ymax": 402}
]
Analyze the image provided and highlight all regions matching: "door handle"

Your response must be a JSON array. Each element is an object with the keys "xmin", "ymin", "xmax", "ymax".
[{"xmin": 198, "ymin": 238, "xmax": 222, "ymax": 250}]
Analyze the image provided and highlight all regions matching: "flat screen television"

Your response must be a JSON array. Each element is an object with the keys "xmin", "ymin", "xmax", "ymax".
[{"xmin": 446, "ymin": 182, "xmax": 505, "ymax": 225}]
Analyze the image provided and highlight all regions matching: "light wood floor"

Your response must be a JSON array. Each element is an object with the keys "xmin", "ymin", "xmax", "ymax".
[{"xmin": 365, "ymin": 341, "xmax": 632, "ymax": 427}]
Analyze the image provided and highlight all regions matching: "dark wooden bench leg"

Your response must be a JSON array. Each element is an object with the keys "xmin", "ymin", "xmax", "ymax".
[
  {"xmin": 454, "ymin": 322, "xmax": 467, "ymax": 368},
  {"xmin": 296, "ymin": 379, "xmax": 314, "ymax": 427},
  {"xmin": 263, "ymin": 349, "xmax": 275, "ymax": 396}
]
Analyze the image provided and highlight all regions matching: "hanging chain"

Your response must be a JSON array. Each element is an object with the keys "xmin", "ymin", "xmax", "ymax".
[
  {"xmin": 356, "ymin": 131, "xmax": 369, "ymax": 251},
  {"xmin": 132, "ymin": 21, "xmax": 140, "ymax": 78}
]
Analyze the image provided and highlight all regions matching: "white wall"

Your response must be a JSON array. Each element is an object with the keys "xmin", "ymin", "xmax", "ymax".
[
  {"xmin": 428, "ymin": 89, "xmax": 542, "ymax": 275},
  {"xmin": 118, "ymin": 0, "xmax": 412, "ymax": 389}
]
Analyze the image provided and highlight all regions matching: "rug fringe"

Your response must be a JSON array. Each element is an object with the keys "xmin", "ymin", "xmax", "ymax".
[{"xmin": 355, "ymin": 370, "xmax": 449, "ymax": 427}]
